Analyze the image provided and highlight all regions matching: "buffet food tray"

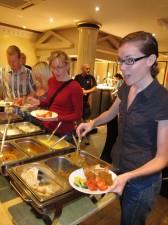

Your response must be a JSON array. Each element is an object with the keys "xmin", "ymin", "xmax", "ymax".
[
  {"xmin": 0, "ymin": 122, "xmax": 45, "ymax": 140},
  {"xmin": 34, "ymin": 134, "xmax": 74, "ymax": 151},
  {"xmin": 0, "ymin": 142, "xmax": 29, "ymax": 175},
  {"xmin": 8, "ymin": 151, "xmax": 111, "ymax": 215},
  {"xmin": 0, "ymin": 112, "xmax": 23, "ymax": 124},
  {"xmin": 0, "ymin": 135, "xmax": 75, "ymax": 176}
]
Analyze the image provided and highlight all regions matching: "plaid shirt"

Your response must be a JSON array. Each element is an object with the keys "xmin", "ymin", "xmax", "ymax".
[{"xmin": 8, "ymin": 65, "xmax": 35, "ymax": 98}]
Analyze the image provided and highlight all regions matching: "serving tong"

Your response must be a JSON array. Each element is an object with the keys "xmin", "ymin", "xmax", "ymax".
[
  {"xmin": 49, "ymin": 134, "xmax": 67, "ymax": 149},
  {"xmin": 0, "ymin": 110, "xmax": 11, "ymax": 156},
  {"xmin": 72, "ymin": 135, "xmax": 82, "ymax": 152},
  {"xmin": 47, "ymin": 121, "xmax": 62, "ymax": 142}
]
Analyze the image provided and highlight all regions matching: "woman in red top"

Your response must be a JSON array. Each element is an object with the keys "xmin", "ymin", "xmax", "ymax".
[{"xmin": 29, "ymin": 51, "xmax": 83, "ymax": 136}]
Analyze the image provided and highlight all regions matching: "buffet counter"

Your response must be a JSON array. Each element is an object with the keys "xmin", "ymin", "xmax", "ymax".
[{"xmin": 0, "ymin": 175, "xmax": 116, "ymax": 225}]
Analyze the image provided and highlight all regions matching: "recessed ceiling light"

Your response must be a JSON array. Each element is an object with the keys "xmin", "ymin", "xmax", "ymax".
[
  {"xmin": 95, "ymin": 6, "xmax": 100, "ymax": 12},
  {"xmin": 49, "ymin": 17, "xmax": 54, "ymax": 23},
  {"xmin": 74, "ymin": 19, "xmax": 79, "ymax": 23},
  {"xmin": 22, "ymin": 26, "xmax": 27, "ymax": 29}
]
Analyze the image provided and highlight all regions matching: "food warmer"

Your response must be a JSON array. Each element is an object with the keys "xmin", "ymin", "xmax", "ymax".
[
  {"xmin": 8, "ymin": 151, "xmax": 111, "ymax": 217},
  {"xmin": 0, "ymin": 134, "xmax": 75, "ymax": 176},
  {"xmin": 0, "ymin": 121, "xmax": 45, "ymax": 140}
]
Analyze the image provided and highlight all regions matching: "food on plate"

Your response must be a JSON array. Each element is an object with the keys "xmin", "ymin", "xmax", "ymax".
[
  {"xmin": 36, "ymin": 111, "xmax": 53, "ymax": 118},
  {"xmin": 13, "ymin": 98, "xmax": 25, "ymax": 106},
  {"xmin": 74, "ymin": 164, "xmax": 113, "ymax": 191}
]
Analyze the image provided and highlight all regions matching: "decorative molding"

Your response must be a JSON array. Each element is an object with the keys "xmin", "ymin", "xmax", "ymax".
[
  {"xmin": 35, "ymin": 30, "xmax": 73, "ymax": 50},
  {"xmin": 0, "ymin": 24, "xmax": 39, "ymax": 39},
  {"xmin": 97, "ymin": 35, "xmax": 120, "ymax": 49}
]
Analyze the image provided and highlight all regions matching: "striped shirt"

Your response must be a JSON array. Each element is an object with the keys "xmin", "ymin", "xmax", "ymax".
[{"xmin": 8, "ymin": 66, "xmax": 35, "ymax": 98}]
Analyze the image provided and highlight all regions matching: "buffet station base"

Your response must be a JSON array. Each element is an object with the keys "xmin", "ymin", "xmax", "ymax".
[
  {"xmin": 0, "ymin": 110, "xmax": 117, "ymax": 225},
  {"xmin": 0, "ymin": 174, "xmax": 116, "ymax": 225}
]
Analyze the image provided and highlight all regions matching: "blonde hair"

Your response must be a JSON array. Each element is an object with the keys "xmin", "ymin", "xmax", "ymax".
[
  {"xmin": 32, "ymin": 61, "xmax": 51, "ymax": 88},
  {"xmin": 49, "ymin": 50, "xmax": 70, "ymax": 67}
]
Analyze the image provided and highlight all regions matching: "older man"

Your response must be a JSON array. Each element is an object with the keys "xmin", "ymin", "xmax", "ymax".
[
  {"xmin": 75, "ymin": 64, "xmax": 97, "ymax": 120},
  {"xmin": 6, "ymin": 45, "xmax": 35, "ymax": 98}
]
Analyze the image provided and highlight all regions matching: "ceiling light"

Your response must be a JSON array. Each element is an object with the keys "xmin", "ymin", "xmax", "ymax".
[
  {"xmin": 74, "ymin": 19, "xmax": 79, "ymax": 23},
  {"xmin": 22, "ymin": 26, "xmax": 27, "ymax": 29},
  {"xmin": 49, "ymin": 17, "xmax": 54, "ymax": 23},
  {"xmin": 95, "ymin": 6, "xmax": 100, "ymax": 12},
  {"xmin": 152, "ymin": 33, "xmax": 156, "ymax": 37}
]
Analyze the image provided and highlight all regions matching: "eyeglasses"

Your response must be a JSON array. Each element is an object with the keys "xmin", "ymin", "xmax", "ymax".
[{"xmin": 117, "ymin": 55, "xmax": 148, "ymax": 65}]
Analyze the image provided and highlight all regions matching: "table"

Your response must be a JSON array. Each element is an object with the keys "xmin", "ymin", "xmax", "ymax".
[{"xmin": 0, "ymin": 175, "xmax": 116, "ymax": 225}]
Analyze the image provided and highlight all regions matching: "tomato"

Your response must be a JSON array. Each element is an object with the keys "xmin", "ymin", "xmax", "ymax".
[
  {"xmin": 95, "ymin": 176, "xmax": 108, "ymax": 191},
  {"xmin": 86, "ymin": 180, "xmax": 98, "ymax": 191}
]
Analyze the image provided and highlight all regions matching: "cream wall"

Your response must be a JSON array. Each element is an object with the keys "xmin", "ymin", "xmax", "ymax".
[{"xmin": 0, "ymin": 25, "xmax": 38, "ymax": 69}]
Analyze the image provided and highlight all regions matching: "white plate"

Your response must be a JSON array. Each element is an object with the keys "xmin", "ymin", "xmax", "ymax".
[
  {"xmin": 30, "ymin": 109, "xmax": 58, "ymax": 121},
  {"xmin": 69, "ymin": 168, "xmax": 117, "ymax": 195},
  {"xmin": 0, "ymin": 100, "xmax": 13, "ymax": 107}
]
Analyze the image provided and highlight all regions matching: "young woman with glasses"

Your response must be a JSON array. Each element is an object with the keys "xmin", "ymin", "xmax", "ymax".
[{"xmin": 76, "ymin": 31, "xmax": 168, "ymax": 225}]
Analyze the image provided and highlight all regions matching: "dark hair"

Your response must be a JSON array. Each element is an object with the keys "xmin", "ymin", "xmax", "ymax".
[
  {"xmin": 114, "ymin": 73, "xmax": 123, "ymax": 80},
  {"xmin": 119, "ymin": 31, "xmax": 159, "ymax": 78}
]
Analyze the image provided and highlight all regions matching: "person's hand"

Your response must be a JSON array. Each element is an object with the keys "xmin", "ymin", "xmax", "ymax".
[
  {"xmin": 110, "ymin": 173, "xmax": 130, "ymax": 196},
  {"xmin": 76, "ymin": 120, "xmax": 94, "ymax": 138},
  {"xmin": 82, "ymin": 88, "xmax": 87, "ymax": 95},
  {"xmin": 27, "ymin": 96, "xmax": 40, "ymax": 107}
]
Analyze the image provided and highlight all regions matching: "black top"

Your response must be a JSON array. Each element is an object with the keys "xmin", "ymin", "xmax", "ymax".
[
  {"xmin": 75, "ymin": 74, "xmax": 97, "ymax": 102},
  {"xmin": 111, "ymin": 79, "xmax": 168, "ymax": 173}
]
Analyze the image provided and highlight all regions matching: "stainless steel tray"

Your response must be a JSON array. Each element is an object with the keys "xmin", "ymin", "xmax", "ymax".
[
  {"xmin": 0, "ymin": 122, "xmax": 45, "ymax": 140},
  {"xmin": 15, "ymin": 122, "xmax": 41, "ymax": 133},
  {"xmin": 13, "ymin": 138, "xmax": 49, "ymax": 156},
  {"xmin": 34, "ymin": 134, "xmax": 74, "ymax": 150},
  {"xmin": 10, "ymin": 162, "xmax": 66, "ymax": 202},
  {"xmin": 0, "ymin": 142, "xmax": 29, "ymax": 175},
  {"xmin": 65, "ymin": 150, "xmax": 111, "ymax": 168},
  {"xmin": 7, "ymin": 151, "xmax": 111, "ymax": 214}
]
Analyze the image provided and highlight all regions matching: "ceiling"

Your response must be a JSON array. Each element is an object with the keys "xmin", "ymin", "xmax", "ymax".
[{"xmin": 0, "ymin": 0, "xmax": 167, "ymax": 53}]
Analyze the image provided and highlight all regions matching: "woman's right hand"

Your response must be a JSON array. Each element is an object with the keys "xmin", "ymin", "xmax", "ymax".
[
  {"xmin": 27, "ymin": 96, "xmax": 40, "ymax": 107},
  {"xmin": 76, "ymin": 120, "xmax": 95, "ymax": 138}
]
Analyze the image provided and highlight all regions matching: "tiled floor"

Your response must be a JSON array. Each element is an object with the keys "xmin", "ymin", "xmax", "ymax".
[{"xmin": 80, "ymin": 125, "xmax": 168, "ymax": 225}]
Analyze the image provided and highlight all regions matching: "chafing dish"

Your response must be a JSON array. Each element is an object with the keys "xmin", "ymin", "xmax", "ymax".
[
  {"xmin": 8, "ymin": 159, "xmax": 81, "ymax": 215},
  {"xmin": 0, "ymin": 142, "xmax": 29, "ymax": 175},
  {"xmin": 0, "ymin": 122, "xmax": 44, "ymax": 140},
  {"xmin": 0, "ymin": 112, "xmax": 23, "ymax": 124},
  {"xmin": 13, "ymin": 136, "xmax": 74, "ymax": 161},
  {"xmin": 65, "ymin": 150, "xmax": 111, "ymax": 168},
  {"xmin": 7, "ymin": 151, "xmax": 111, "ymax": 216},
  {"xmin": 15, "ymin": 122, "xmax": 41, "ymax": 133},
  {"xmin": 0, "ymin": 124, "xmax": 22, "ymax": 137},
  {"xmin": 13, "ymin": 138, "xmax": 49, "ymax": 157},
  {"xmin": 34, "ymin": 134, "xmax": 73, "ymax": 150}
]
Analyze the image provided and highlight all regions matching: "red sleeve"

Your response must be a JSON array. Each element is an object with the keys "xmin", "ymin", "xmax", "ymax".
[{"xmin": 58, "ymin": 82, "xmax": 83, "ymax": 122}]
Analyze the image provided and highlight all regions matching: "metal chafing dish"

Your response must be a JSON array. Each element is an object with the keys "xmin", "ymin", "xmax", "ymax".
[
  {"xmin": 0, "ymin": 142, "xmax": 29, "ymax": 175},
  {"xmin": 0, "ymin": 122, "xmax": 45, "ymax": 140},
  {"xmin": 34, "ymin": 134, "xmax": 73, "ymax": 150},
  {"xmin": 13, "ymin": 137, "xmax": 49, "ymax": 156},
  {"xmin": 0, "ymin": 112, "xmax": 23, "ymax": 124},
  {"xmin": 8, "ymin": 150, "xmax": 111, "ymax": 216},
  {"xmin": 15, "ymin": 122, "xmax": 41, "ymax": 133},
  {"xmin": 0, "ymin": 135, "xmax": 75, "ymax": 176}
]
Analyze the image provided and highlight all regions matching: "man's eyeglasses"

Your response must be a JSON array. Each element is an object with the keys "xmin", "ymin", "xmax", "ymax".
[{"xmin": 117, "ymin": 55, "xmax": 148, "ymax": 65}]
